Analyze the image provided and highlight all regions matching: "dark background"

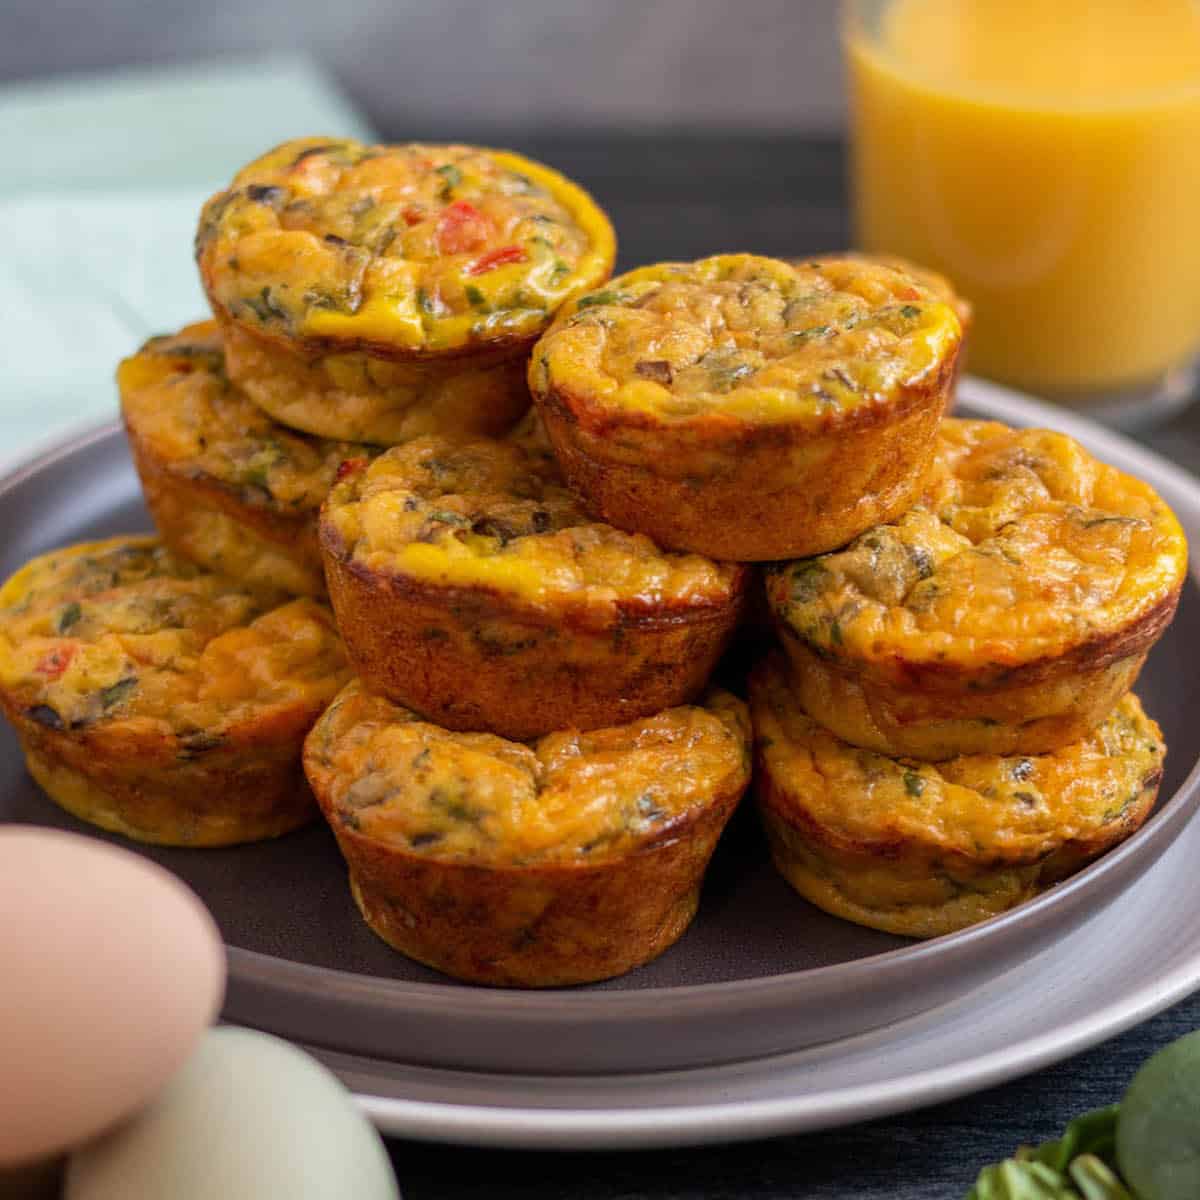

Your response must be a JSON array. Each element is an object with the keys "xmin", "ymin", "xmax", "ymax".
[{"xmin": 0, "ymin": 1, "xmax": 845, "ymax": 137}]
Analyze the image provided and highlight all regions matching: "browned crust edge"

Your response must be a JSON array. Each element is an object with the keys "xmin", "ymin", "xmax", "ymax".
[
  {"xmin": 756, "ymin": 753, "xmax": 1161, "ymax": 879},
  {"xmin": 774, "ymin": 579, "xmax": 1183, "ymax": 695},
  {"xmin": 319, "ymin": 520, "xmax": 748, "ymax": 738},
  {"xmin": 203, "ymin": 295, "xmax": 546, "ymax": 366},
  {"xmin": 532, "ymin": 358, "xmax": 954, "ymax": 561},
  {"xmin": 0, "ymin": 689, "xmax": 325, "ymax": 846},
  {"xmin": 123, "ymin": 412, "xmax": 325, "ymax": 592}
]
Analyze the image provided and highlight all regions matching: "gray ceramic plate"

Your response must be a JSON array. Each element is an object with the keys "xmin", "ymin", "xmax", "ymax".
[{"xmin": 1, "ymin": 377, "xmax": 1199, "ymax": 1145}]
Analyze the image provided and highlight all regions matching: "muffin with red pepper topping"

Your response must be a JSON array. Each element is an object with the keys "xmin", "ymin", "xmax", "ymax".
[
  {"xmin": 319, "ymin": 417, "xmax": 748, "ymax": 739},
  {"xmin": 0, "ymin": 537, "xmax": 350, "ymax": 846},
  {"xmin": 198, "ymin": 137, "xmax": 615, "ymax": 442},
  {"xmin": 120, "ymin": 320, "xmax": 381, "ymax": 597},
  {"xmin": 751, "ymin": 652, "xmax": 1164, "ymax": 938},
  {"xmin": 528, "ymin": 253, "xmax": 963, "ymax": 561},
  {"xmin": 304, "ymin": 678, "xmax": 751, "ymax": 986},
  {"xmin": 765, "ymin": 419, "xmax": 1187, "ymax": 759}
]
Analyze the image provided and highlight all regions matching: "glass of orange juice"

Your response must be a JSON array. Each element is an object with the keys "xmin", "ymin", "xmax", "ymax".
[{"xmin": 845, "ymin": 0, "xmax": 1200, "ymax": 427}]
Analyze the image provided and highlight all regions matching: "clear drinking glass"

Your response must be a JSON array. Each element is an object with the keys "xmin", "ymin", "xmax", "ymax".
[{"xmin": 844, "ymin": 0, "xmax": 1200, "ymax": 428}]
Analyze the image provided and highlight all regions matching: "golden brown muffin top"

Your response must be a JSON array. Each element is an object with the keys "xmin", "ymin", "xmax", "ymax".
[
  {"xmin": 767, "ymin": 419, "xmax": 1187, "ymax": 681},
  {"xmin": 752, "ymin": 654, "xmax": 1164, "ymax": 862},
  {"xmin": 0, "ymin": 537, "xmax": 348, "ymax": 738},
  {"xmin": 804, "ymin": 252, "xmax": 973, "ymax": 333},
  {"xmin": 320, "ymin": 419, "xmax": 743, "ymax": 619},
  {"xmin": 528, "ymin": 253, "xmax": 962, "ymax": 424},
  {"xmin": 119, "ymin": 321, "xmax": 379, "ymax": 512},
  {"xmin": 305, "ymin": 678, "xmax": 750, "ymax": 866},
  {"xmin": 197, "ymin": 137, "xmax": 615, "ymax": 354}
]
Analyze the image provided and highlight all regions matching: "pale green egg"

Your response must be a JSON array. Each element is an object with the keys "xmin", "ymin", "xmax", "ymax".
[{"xmin": 65, "ymin": 1027, "xmax": 400, "ymax": 1200}]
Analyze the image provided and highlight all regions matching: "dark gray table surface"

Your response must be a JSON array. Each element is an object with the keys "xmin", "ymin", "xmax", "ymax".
[{"xmin": 366, "ymin": 132, "xmax": 1200, "ymax": 1198}]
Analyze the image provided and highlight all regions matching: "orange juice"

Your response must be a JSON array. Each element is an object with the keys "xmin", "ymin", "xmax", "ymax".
[{"xmin": 847, "ymin": 0, "xmax": 1200, "ymax": 399}]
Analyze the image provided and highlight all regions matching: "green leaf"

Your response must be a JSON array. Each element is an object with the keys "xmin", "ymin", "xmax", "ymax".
[
  {"xmin": 966, "ymin": 1159, "xmax": 1080, "ymax": 1198},
  {"xmin": 1068, "ymin": 1156, "xmax": 1134, "ymax": 1200},
  {"xmin": 1118, "ymin": 1029, "xmax": 1200, "ymax": 1200},
  {"xmin": 964, "ymin": 1108, "xmax": 1129, "ymax": 1199},
  {"xmin": 903, "ymin": 771, "xmax": 926, "ymax": 798}
]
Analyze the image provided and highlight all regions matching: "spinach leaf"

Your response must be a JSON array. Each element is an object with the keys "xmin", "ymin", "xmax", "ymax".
[{"xmin": 1118, "ymin": 1030, "xmax": 1200, "ymax": 1200}]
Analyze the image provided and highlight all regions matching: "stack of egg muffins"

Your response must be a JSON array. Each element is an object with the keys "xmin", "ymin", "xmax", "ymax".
[{"xmin": 0, "ymin": 137, "xmax": 1187, "ymax": 987}]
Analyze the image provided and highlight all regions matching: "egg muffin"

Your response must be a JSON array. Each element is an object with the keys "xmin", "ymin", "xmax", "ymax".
[
  {"xmin": 767, "ymin": 419, "xmax": 1187, "ymax": 759},
  {"xmin": 528, "ymin": 253, "xmax": 963, "ymax": 561},
  {"xmin": 197, "ymin": 137, "xmax": 615, "ymax": 443},
  {"xmin": 0, "ymin": 537, "xmax": 350, "ymax": 846},
  {"xmin": 120, "ymin": 321, "xmax": 381, "ymax": 597},
  {"xmin": 319, "ymin": 419, "xmax": 747, "ymax": 739},
  {"xmin": 751, "ymin": 654, "xmax": 1164, "ymax": 939},
  {"xmin": 304, "ymin": 679, "xmax": 751, "ymax": 986}
]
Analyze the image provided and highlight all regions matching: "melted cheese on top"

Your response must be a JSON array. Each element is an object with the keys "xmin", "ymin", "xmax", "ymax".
[
  {"xmin": 768, "ymin": 419, "xmax": 1187, "ymax": 675},
  {"xmin": 198, "ymin": 138, "xmax": 615, "ymax": 352},
  {"xmin": 119, "ymin": 321, "xmax": 376, "ymax": 513},
  {"xmin": 0, "ymin": 537, "xmax": 348, "ymax": 736},
  {"xmin": 752, "ymin": 654, "xmax": 1164, "ymax": 860},
  {"xmin": 321, "ymin": 422, "xmax": 740, "ymax": 615},
  {"xmin": 306, "ymin": 679, "xmax": 750, "ymax": 865},
  {"xmin": 529, "ymin": 254, "xmax": 961, "ymax": 423},
  {"xmin": 806, "ymin": 252, "xmax": 973, "ymax": 331}
]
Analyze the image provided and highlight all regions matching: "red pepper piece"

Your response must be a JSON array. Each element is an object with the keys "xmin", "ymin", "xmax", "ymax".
[
  {"xmin": 336, "ymin": 457, "xmax": 369, "ymax": 483},
  {"xmin": 466, "ymin": 245, "xmax": 528, "ymax": 276},
  {"xmin": 35, "ymin": 644, "xmax": 76, "ymax": 680},
  {"xmin": 435, "ymin": 201, "xmax": 493, "ymax": 254}
]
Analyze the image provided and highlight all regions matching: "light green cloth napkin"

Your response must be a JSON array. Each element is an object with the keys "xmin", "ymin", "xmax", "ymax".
[{"xmin": 0, "ymin": 56, "xmax": 372, "ymax": 462}]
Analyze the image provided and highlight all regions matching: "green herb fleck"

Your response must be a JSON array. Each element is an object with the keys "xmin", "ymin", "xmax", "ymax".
[
  {"xmin": 436, "ymin": 163, "xmax": 462, "ymax": 198},
  {"xmin": 577, "ymin": 289, "xmax": 629, "ymax": 309},
  {"xmin": 57, "ymin": 602, "xmax": 82, "ymax": 633},
  {"xmin": 789, "ymin": 561, "xmax": 831, "ymax": 606},
  {"xmin": 899, "ymin": 304, "xmax": 922, "ymax": 319},
  {"xmin": 791, "ymin": 324, "xmax": 831, "ymax": 343},
  {"xmin": 99, "ymin": 677, "xmax": 138, "ymax": 710},
  {"xmin": 244, "ymin": 286, "xmax": 288, "ymax": 325},
  {"xmin": 700, "ymin": 351, "xmax": 755, "ymax": 393},
  {"xmin": 429, "ymin": 787, "xmax": 486, "ymax": 825},
  {"xmin": 1081, "ymin": 516, "xmax": 1146, "ymax": 530},
  {"xmin": 427, "ymin": 510, "xmax": 470, "ymax": 527},
  {"xmin": 464, "ymin": 283, "xmax": 487, "ymax": 308},
  {"xmin": 903, "ymin": 771, "xmax": 926, "ymax": 798}
]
